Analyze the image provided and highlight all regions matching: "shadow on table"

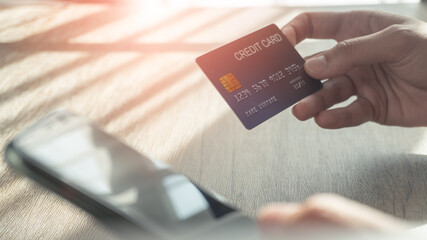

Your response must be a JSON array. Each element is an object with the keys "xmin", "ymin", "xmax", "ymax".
[
  {"xmin": 0, "ymin": 7, "xmax": 288, "ymax": 134},
  {"xmin": 0, "ymin": 7, "xmax": 199, "ymax": 105},
  {"xmin": 0, "ymin": 54, "xmax": 147, "ymax": 133}
]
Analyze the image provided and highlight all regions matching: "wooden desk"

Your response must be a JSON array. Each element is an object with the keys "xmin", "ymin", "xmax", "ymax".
[{"xmin": 1, "ymin": 2, "xmax": 427, "ymax": 239}]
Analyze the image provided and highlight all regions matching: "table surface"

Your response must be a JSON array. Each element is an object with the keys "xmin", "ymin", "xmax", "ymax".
[{"xmin": 1, "ymin": 2, "xmax": 427, "ymax": 239}]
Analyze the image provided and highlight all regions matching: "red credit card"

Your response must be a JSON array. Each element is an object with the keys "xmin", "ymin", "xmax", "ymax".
[{"xmin": 196, "ymin": 24, "xmax": 322, "ymax": 129}]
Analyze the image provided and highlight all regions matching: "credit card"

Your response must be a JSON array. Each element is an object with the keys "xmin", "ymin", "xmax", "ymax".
[{"xmin": 196, "ymin": 24, "xmax": 323, "ymax": 129}]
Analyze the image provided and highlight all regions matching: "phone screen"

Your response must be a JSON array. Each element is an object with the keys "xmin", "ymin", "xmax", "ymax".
[{"xmin": 12, "ymin": 114, "xmax": 235, "ymax": 237}]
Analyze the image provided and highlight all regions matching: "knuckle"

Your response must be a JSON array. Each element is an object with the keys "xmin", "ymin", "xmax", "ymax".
[
  {"xmin": 325, "ymin": 79, "xmax": 341, "ymax": 104},
  {"xmin": 326, "ymin": 78, "xmax": 340, "ymax": 93},
  {"xmin": 384, "ymin": 24, "xmax": 401, "ymax": 33},
  {"xmin": 348, "ymin": 10, "xmax": 373, "ymax": 24},
  {"xmin": 333, "ymin": 40, "xmax": 354, "ymax": 56},
  {"xmin": 384, "ymin": 24, "xmax": 417, "ymax": 45},
  {"xmin": 346, "ymin": 10, "xmax": 384, "ymax": 35},
  {"xmin": 301, "ymin": 196, "xmax": 335, "ymax": 217},
  {"xmin": 293, "ymin": 12, "xmax": 314, "ymax": 39},
  {"xmin": 346, "ymin": 11, "xmax": 375, "ymax": 36},
  {"xmin": 380, "ymin": 24, "xmax": 416, "ymax": 60},
  {"xmin": 318, "ymin": 93, "xmax": 328, "ymax": 110},
  {"xmin": 304, "ymin": 194, "xmax": 336, "ymax": 211},
  {"xmin": 331, "ymin": 40, "xmax": 356, "ymax": 67},
  {"xmin": 294, "ymin": 12, "xmax": 308, "ymax": 21}
]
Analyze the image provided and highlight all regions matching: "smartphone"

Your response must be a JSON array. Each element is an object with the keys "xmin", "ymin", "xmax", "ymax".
[{"xmin": 5, "ymin": 110, "xmax": 260, "ymax": 240}]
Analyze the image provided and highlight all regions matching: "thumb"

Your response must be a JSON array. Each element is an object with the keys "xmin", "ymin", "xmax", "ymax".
[{"xmin": 304, "ymin": 25, "xmax": 403, "ymax": 79}]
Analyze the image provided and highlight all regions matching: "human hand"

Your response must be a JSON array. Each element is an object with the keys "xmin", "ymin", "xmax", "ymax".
[
  {"xmin": 257, "ymin": 194, "xmax": 408, "ymax": 232},
  {"xmin": 283, "ymin": 11, "xmax": 427, "ymax": 129}
]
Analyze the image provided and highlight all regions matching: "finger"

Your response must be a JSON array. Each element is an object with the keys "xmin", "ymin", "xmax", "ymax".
[
  {"xmin": 302, "ymin": 194, "xmax": 407, "ymax": 231},
  {"xmin": 314, "ymin": 97, "xmax": 374, "ymax": 129},
  {"xmin": 281, "ymin": 11, "xmax": 410, "ymax": 45},
  {"xmin": 292, "ymin": 75, "xmax": 356, "ymax": 121},
  {"xmin": 281, "ymin": 12, "xmax": 345, "ymax": 46},
  {"xmin": 258, "ymin": 194, "xmax": 408, "ymax": 232},
  {"xmin": 304, "ymin": 25, "xmax": 405, "ymax": 80},
  {"xmin": 257, "ymin": 203, "xmax": 302, "ymax": 225},
  {"xmin": 258, "ymin": 196, "xmax": 349, "ymax": 227},
  {"xmin": 258, "ymin": 202, "xmax": 339, "ymax": 227}
]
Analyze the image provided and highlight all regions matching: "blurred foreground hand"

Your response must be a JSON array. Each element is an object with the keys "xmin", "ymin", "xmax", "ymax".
[{"xmin": 258, "ymin": 194, "xmax": 408, "ymax": 233}]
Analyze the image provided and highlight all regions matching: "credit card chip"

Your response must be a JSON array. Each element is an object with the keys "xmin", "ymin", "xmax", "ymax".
[{"xmin": 219, "ymin": 73, "xmax": 241, "ymax": 93}]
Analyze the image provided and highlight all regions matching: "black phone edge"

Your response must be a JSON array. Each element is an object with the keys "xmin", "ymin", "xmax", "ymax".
[{"xmin": 4, "ymin": 141, "xmax": 152, "ymax": 239}]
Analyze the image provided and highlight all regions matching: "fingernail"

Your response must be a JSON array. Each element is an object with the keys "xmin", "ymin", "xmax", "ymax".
[{"xmin": 305, "ymin": 55, "xmax": 327, "ymax": 74}]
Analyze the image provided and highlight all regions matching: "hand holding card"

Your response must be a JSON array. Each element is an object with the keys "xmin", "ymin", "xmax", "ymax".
[{"xmin": 196, "ymin": 24, "xmax": 322, "ymax": 129}]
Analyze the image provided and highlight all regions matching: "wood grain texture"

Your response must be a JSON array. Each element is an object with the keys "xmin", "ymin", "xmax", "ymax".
[{"xmin": 1, "ymin": 2, "xmax": 427, "ymax": 239}]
